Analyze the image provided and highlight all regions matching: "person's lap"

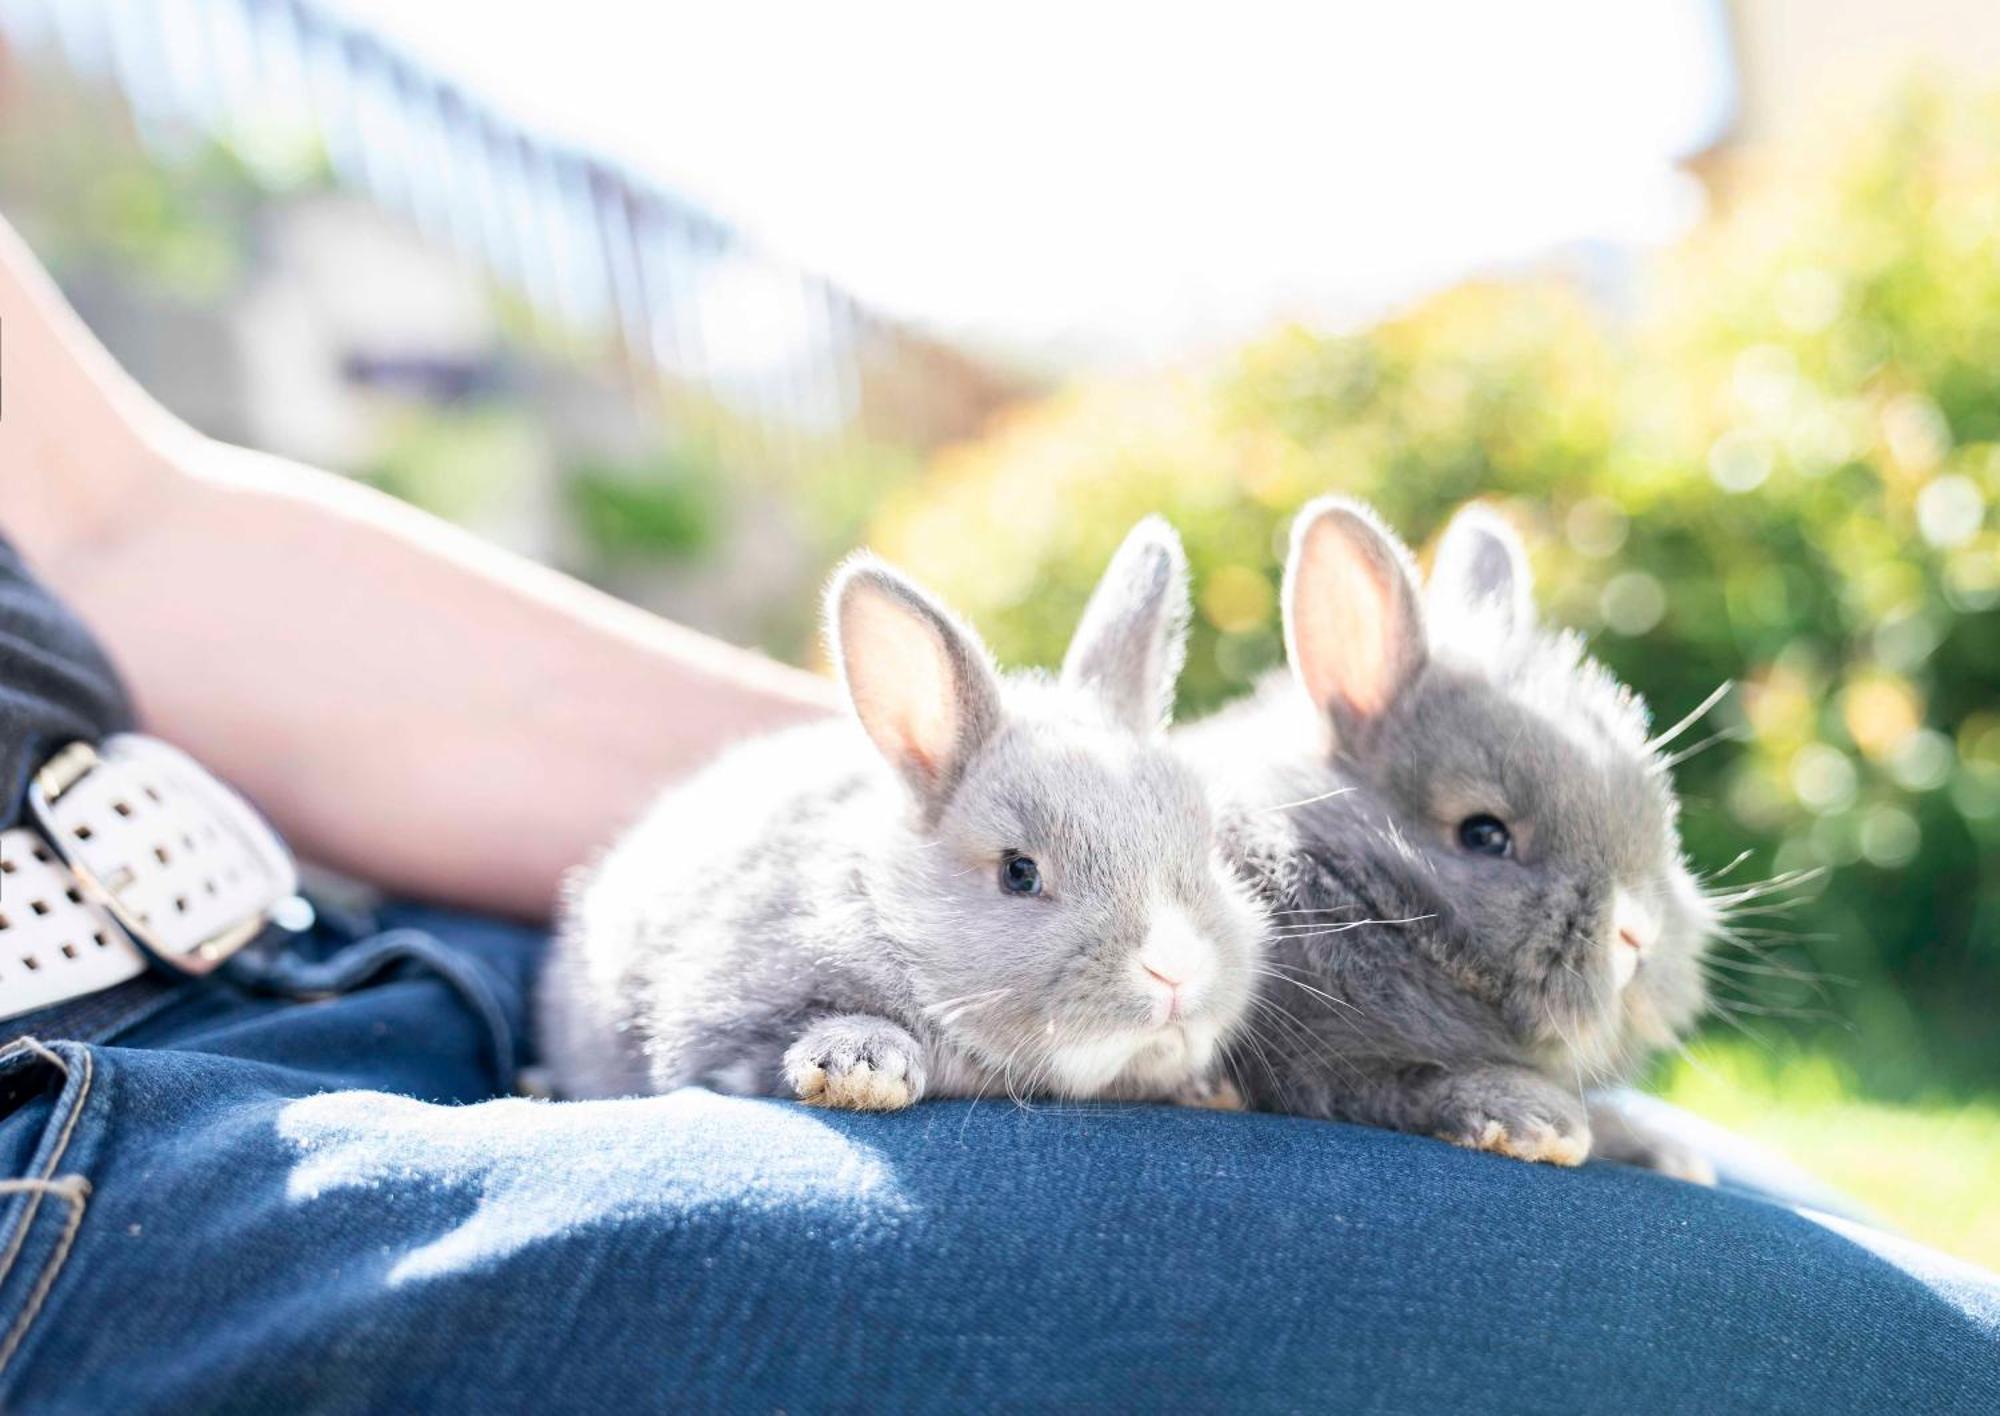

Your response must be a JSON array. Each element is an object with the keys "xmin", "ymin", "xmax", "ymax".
[{"xmin": 1, "ymin": 910, "xmax": 1994, "ymax": 1414}]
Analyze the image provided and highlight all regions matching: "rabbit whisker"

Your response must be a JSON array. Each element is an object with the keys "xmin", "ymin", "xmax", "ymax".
[
  {"xmin": 1697, "ymin": 848, "xmax": 1758, "ymax": 884},
  {"xmin": 923, "ymin": 987, "xmax": 1014, "ymax": 1028},
  {"xmin": 1230, "ymin": 1017, "xmax": 1289, "ymax": 1104},
  {"xmin": 1220, "ymin": 1051, "xmax": 1253, "ymax": 1110},
  {"xmin": 1646, "ymin": 681, "xmax": 1733, "ymax": 754},
  {"xmin": 1701, "ymin": 999, "xmax": 1777, "ymax": 1052},
  {"xmin": 1714, "ymin": 900, "xmax": 1816, "ymax": 921},
  {"xmin": 1250, "ymin": 965, "xmax": 1365, "ymax": 1017},
  {"xmin": 1701, "ymin": 951, "xmax": 1852, "ymax": 998},
  {"xmin": 998, "ymin": 1035, "xmax": 1034, "ymax": 1110},
  {"xmin": 1263, "ymin": 913, "xmax": 1436, "ymax": 940},
  {"xmin": 1248, "ymin": 994, "xmax": 1366, "ymax": 1086},
  {"xmin": 1720, "ymin": 925, "xmax": 1835, "ymax": 943},
  {"xmin": 1256, "ymin": 787, "xmax": 1356, "ymax": 814},
  {"xmin": 1699, "ymin": 988, "xmax": 1848, "ymax": 1025},
  {"xmin": 1696, "ymin": 956, "xmax": 1848, "ymax": 1000},
  {"xmin": 1656, "ymin": 729, "xmax": 1747, "ymax": 772},
  {"xmin": 1543, "ymin": 998, "xmax": 1591, "ymax": 1116},
  {"xmin": 1703, "ymin": 867, "xmax": 1825, "ymax": 906},
  {"xmin": 1665, "ymin": 1032, "xmax": 1726, "ymax": 1084}
]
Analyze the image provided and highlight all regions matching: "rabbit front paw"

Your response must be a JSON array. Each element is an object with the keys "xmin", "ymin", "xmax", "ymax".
[
  {"xmin": 1587, "ymin": 1102, "xmax": 1719, "ymax": 1185},
  {"xmin": 1172, "ymin": 1075, "xmax": 1247, "ymax": 1111},
  {"xmin": 784, "ymin": 1015, "xmax": 928, "ymax": 1112},
  {"xmin": 1428, "ymin": 1069, "xmax": 1591, "ymax": 1167}
]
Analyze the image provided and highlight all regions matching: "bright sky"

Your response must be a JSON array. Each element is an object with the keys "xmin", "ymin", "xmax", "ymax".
[{"xmin": 322, "ymin": 0, "xmax": 1733, "ymax": 360}]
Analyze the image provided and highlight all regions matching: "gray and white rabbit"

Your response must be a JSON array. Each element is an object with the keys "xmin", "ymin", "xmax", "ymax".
[
  {"xmin": 1181, "ymin": 498, "xmax": 1716, "ymax": 1176},
  {"xmin": 540, "ymin": 518, "xmax": 1264, "ymax": 1110}
]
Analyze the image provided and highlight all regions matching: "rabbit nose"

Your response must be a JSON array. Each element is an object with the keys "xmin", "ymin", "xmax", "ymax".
[
  {"xmin": 1140, "ymin": 964, "xmax": 1185, "ymax": 1022},
  {"xmin": 1610, "ymin": 889, "xmax": 1659, "ymax": 991},
  {"xmin": 1137, "ymin": 902, "xmax": 1210, "ymax": 1018}
]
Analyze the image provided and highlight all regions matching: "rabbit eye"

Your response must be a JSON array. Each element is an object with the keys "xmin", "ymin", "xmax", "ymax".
[
  {"xmin": 1000, "ymin": 853, "xmax": 1043, "ymax": 896},
  {"xmin": 1457, "ymin": 815, "xmax": 1513, "ymax": 858}
]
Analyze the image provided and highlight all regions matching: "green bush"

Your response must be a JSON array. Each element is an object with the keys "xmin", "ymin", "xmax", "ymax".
[
  {"xmin": 873, "ymin": 85, "xmax": 2000, "ymax": 1094},
  {"xmin": 566, "ymin": 452, "xmax": 726, "ymax": 564}
]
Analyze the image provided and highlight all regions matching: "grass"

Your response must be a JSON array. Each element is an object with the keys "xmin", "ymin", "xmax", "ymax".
[{"xmin": 1655, "ymin": 1039, "xmax": 2000, "ymax": 1272}]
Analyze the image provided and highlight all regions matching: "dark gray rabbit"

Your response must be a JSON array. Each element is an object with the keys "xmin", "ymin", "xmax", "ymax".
[
  {"xmin": 1181, "ymin": 498, "xmax": 1715, "ymax": 1175},
  {"xmin": 540, "ymin": 518, "xmax": 1264, "ymax": 1110}
]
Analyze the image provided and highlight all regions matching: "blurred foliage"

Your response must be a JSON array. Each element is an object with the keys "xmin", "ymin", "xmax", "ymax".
[
  {"xmin": 360, "ymin": 407, "xmax": 547, "ymax": 524},
  {"xmin": 873, "ymin": 83, "xmax": 2000, "ymax": 1094},
  {"xmin": 566, "ymin": 451, "xmax": 727, "ymax": 564},
  {"xmin": 0, "ymin": 61, "xmax": 321, "ymax": 294},
  {"xmin": 572, "ymin": 398, "xmax": 929, "ymax": 660}
]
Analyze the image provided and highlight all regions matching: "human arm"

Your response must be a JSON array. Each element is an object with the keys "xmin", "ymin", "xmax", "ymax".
[{"xmin": 0, "ymin": 214, "xmax": 836, "ymax": 919}]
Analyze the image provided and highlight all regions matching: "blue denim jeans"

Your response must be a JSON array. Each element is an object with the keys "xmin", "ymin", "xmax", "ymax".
[{"xmin": 1, "ymin": 907, "xmax": 1995, "ymax": 1414}]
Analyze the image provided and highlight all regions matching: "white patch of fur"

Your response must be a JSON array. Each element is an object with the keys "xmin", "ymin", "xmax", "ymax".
[
  {"xmin": 1611, "ymin": 940, "xmax": 1640, "ymax": 992},
  {"xmin": 1049, "ymin": 1033, "xmax": 1156, "ymax": 1094},
  {"xmin": 1048, "ymin": 1022, "xmax": 1220, "ymax": 1097},
  {"xmin": 1137, "ymin": 901, "xmax": 1213, "ymax": 993},
  {"xmin": 1610, "ymin": 887, "xmax": 1658, "ymax": 993}
]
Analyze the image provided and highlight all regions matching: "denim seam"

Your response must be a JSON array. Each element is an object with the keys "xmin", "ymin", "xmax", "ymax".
[
  {"xmin": 0, "ymin": 1174, "xmax": 89, "ymax": 1378},
  {"xmin": 0, "ymin": 1042, "xmax": 97, "ymax": 1388},
  {"xmin": 0, "ymin": 1043, "xmax": 91, "ymax": 1297}
]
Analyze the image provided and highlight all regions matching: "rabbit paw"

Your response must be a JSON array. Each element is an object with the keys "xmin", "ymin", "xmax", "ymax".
[
  {"xmin": 1587, "ymin": 1104, "xmax": 1719, "ymax": 1185},
  {"xmin": 1430, "ymin": 1070, "xmax": 1592, "ymax": 1167},
  {"xmin": 784, "ymin": 1015, "xmax": 927, "ymax": 1112},
  {"xmin": 1172, "ymin": 1075, "xmax": 1247, "ymax": 1111},
  {"xmin": 1628, "ymin": 1138, "xmax": 1718, "ymax": 1187}
]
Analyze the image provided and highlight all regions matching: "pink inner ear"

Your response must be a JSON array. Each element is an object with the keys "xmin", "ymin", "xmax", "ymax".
[
  {"xmin": 842, "ymin": 588, "xmax": 956, "ymax": 787},
  {"xmin": 1295, "ymin": 519, "xmax": 1404, "ymax": 721}
]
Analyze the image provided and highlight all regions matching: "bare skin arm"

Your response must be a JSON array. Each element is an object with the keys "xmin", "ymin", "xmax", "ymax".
[{"xmin": 0, "ymin": 214, "xmax": 836, "ymax": 919}]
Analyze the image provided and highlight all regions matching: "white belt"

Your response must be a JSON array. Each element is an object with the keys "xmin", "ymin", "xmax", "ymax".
[{"xmin": 1, "ymin": 734, "xmax": 297, "ymax": 1025}]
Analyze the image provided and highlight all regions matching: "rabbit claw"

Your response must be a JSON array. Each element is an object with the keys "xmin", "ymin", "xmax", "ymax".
[
  {"xmin": 785, "ymin": 1015, "xmax": 926, "ymax": 1111},
  {"xmin": 1428, "ymin": 1068, "xmax": 1592, "ymax": 1167},
  {"xmin": 1445, "ymin": 1113, "xmax": 1592, "ymax": 1167}
]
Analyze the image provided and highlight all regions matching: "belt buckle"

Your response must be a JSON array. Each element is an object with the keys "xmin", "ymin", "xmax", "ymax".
[{"xmin": 25, "ymin": 736, "xmax": 298, "ymax": 977}]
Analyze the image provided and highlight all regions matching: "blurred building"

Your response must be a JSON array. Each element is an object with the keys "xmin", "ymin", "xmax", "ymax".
[{"xmin": 1698, "ymin": 0, "xmax": 2000, "ymax": 181}]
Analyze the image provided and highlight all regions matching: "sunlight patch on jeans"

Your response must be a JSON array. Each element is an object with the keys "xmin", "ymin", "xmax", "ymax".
[
  {"xmin": 276, "ymin": 1087, "xmax": 915, "ymax": 1285},
  {"xmin": 1794, "ymin": 1206, "xmax": 2000, "ymax": 1328}
]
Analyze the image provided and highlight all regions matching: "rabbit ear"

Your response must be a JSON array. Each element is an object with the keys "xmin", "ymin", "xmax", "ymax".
[
  {"xmin": 829, "ymin": 555, "xmax": 1004, "ymax": 811},
  {"xmin": 1283, "ymin": 497, "xmax": 1427, "ymax": 746},
  {"xmin": 1428, "ymin": 502, "xmax": 1534, "ymax": 641},
  {"xmin": 1060, "ymin": 517, "xmax": 1190, "ymax": 735}
]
